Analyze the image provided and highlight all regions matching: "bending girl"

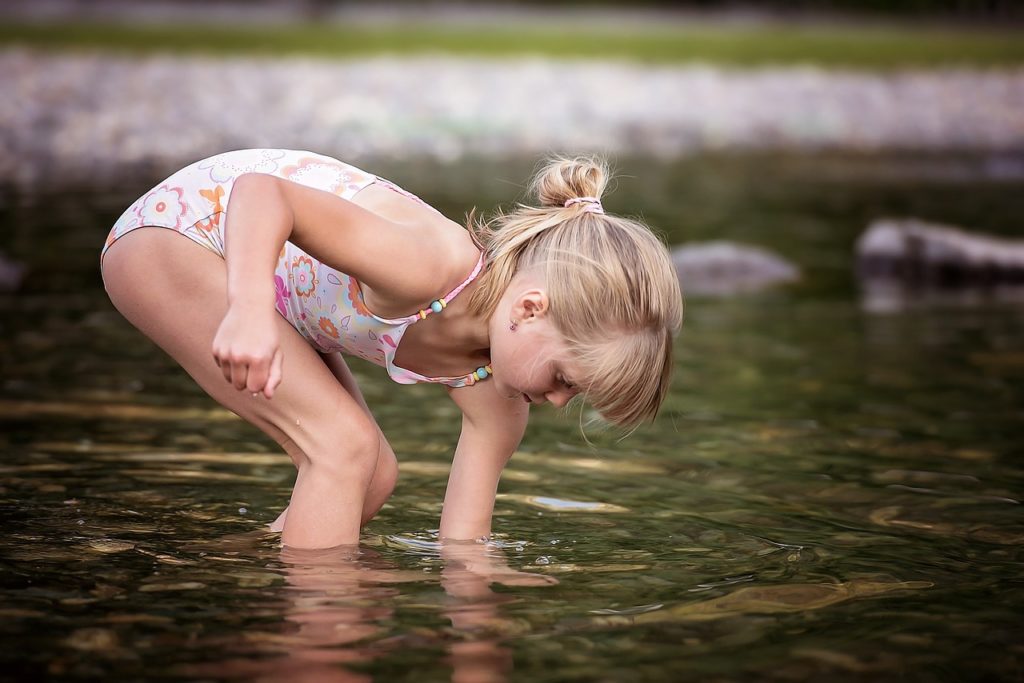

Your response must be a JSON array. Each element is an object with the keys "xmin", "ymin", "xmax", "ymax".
[{"xmin": 100, "ymin": 149, "xmax": 682, "ymax": 549}]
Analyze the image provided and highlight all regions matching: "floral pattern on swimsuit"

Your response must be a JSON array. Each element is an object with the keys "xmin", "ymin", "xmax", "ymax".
[{"xmin": 101, "ymin": 148, "xmax": 488, "ymax": 389}]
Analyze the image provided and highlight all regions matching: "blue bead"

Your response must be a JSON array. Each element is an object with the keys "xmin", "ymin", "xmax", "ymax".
[
  {"xmin": 430, "ymin": 301, "xmax": 443, "ymax": 313},
  {"xmin": 476, "ymin": 366, "xmax": 488, "ymax": 377}
]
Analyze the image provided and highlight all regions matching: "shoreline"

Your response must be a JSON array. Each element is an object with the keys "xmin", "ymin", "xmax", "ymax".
[
  {"xmin": 5, "ymin": 0, "xmax": 1023, "ymax": 31},
  {"xmin": 3, "ymin": 48, "xmax": 1023, "ymax": 186}
]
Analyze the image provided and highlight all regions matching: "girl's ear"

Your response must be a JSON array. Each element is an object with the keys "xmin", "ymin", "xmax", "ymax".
[{"xmin": 516, "ymin": 289, "xmax": 549, "ymax": 321}]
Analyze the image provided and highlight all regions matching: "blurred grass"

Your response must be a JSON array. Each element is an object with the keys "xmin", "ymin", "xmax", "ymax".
[{"xmin": 1, "ymin": 21, "xmax": 1023, "ymax": 68}]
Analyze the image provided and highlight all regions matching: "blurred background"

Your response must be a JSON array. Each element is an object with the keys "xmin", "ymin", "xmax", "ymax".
[{"xmin": 1, "ymin": 2, "xmax": 1023, "ymax": 682}]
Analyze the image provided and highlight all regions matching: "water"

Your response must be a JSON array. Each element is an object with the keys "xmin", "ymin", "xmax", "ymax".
[{"xmin": 1, "ymin": 151, "xmax": 1023, "ymax": 681}]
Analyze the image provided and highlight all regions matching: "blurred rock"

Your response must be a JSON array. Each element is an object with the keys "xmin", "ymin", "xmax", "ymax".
[
  {"xmin": 0, "ymin": 251, "xmax": 27, "ymax": 292},
  {"xmin": 856, "ymin": 218, "xmax": 1024, "ymax": 311},
  {"xmin": 671, "ymin": 241, "xmax": 799, "ymax": 296}
]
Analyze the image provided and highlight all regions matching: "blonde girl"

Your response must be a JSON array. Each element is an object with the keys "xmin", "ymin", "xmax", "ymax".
[{"xmin": 100, "ymin": 149, "xmax": 683, "ymax": 549}]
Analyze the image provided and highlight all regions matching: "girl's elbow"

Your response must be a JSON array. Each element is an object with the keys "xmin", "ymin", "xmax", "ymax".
[
  {"xmin": 230, "ymin": 173, "xmax": 290, "ymax": 222},
  {"xmin": 234, "ymin": 172, "xmax": 278, "ymax": 198}
]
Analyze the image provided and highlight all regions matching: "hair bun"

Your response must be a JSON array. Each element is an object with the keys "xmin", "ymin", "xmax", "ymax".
[{"xmin": 530, "ymin": 154, "xmax": 610, "ymax": 210}]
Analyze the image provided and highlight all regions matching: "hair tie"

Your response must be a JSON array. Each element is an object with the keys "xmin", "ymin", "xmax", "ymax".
[{"xmin": 564, "ymin": 197, "xmax": 605, "ymax": 214}]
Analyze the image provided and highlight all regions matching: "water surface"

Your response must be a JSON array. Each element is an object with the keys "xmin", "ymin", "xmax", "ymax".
[{"xmin": 1, "ymin": 151, "xmax": 1022, "ymax": 681}]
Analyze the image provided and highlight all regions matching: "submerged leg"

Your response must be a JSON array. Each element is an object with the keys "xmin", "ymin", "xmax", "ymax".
[{"xmin": 101, "ymin": 227, "xmax": 398, "ymax": 548}]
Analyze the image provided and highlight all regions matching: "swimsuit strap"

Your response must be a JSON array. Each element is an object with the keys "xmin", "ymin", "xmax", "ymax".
[
  {"xmin": 368, "ymin": 252, "xmax": 486, "ymax": 326},
  {"xmin": 377, "ymin": 250, "xmax": 495, "ymax": 387}
]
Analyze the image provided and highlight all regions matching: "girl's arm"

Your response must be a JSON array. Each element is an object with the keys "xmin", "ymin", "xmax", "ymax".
[
  {"xmin": 214, "ymin": 174, "xmax": 456, "ymax": 396},
  {"xmin": 440, "ymin": 381, "xmax": 530, "ymax": 540},
  {"xmin": 226, "ymin": 173, "xmax": 456, "ymax": 307}
]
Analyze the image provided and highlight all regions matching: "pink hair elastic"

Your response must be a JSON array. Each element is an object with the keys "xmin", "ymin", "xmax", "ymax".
[{"xmin": 564, "ymin": 197, "xmax": 605, "ymax": 214}]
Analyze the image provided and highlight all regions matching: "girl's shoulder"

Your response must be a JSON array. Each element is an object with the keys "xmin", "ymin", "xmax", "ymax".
[{"xmin": 345, "ymin": 184, "xmax": 481, "ymax": 317}]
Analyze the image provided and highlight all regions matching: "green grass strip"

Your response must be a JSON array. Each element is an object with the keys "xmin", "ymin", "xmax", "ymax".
[{"xmin": 2, "ymin": 21, "xmax": 1023, "ymax": 68}]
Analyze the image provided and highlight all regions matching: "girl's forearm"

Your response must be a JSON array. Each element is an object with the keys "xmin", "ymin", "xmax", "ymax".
[
  {"xmin": 224, "ymin": 173, "xmax": 292, "ymax": 307},
  {"xmin": 439, "ymin": 436, "xmax": 511, "ymax": 539},
  {"xmin": 439, "ymin": 491, "xmax": 498, "ymax": 541}
]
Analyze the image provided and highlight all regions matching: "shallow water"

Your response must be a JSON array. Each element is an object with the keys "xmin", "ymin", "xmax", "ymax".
[{"xmin": 1, "ymin": 151, "xmax": 1023, "ymax": 681}]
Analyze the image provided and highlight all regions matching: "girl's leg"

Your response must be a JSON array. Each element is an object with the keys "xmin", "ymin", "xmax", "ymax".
[
  {"xmin": 269, "ymin": 348, "xmax": 397, "ymax": 533},
  {"xmin": 101, "ymin": 227, "xmax": 398, "ymax": 549}
]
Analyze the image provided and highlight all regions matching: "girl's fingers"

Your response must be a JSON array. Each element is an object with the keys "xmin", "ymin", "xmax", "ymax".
[
  {"xmin": 231, "ymin": 362, "xmax": 249, "ymax": 391},
  {"xmin": 217, "ymin": 355, "xmax": 232, "ymax": 385},
  {"xmin": 246, "ymin": 360, "xmax": 269, "ymax": 394},
  {"xmin": 265, "ymin": 349, "xmax": 284, "ymax": 399}
]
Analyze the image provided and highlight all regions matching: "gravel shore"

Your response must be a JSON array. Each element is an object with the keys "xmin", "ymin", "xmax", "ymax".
[{"xmin": 3, "ymin": 47, "xmax": 1023, "ymax": 185}]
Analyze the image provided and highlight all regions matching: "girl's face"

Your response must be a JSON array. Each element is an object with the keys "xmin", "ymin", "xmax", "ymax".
[{"xmin": 488, "ymin": 278, "xmax": 584, "ymax": 407}]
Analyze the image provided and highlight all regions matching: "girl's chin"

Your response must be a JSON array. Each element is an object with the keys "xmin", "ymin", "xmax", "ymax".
[
  {"xmin": 498, "ymin": 381, "xmax": 530, "ymax": 403},
  {"xmin": 495, "ymin": 379, "xmax": 517, "ymax": 400}
]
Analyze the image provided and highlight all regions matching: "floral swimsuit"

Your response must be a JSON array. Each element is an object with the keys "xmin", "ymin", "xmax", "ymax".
[{"xmin": 100, "ymin": 148, "xmax": 492, "ymax": 388}]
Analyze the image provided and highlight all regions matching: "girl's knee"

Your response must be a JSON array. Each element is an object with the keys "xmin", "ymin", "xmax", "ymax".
[
  {"xmin": 361, "ymin": 449, "xmax": 398, "ymax": 526},
  {"xmin": 304, "ymin": 417, "xmax": 382, "ymax": 478},
  {"xmin": 378, "ymin": 447, "xmax": 399, "ymax": 497}
]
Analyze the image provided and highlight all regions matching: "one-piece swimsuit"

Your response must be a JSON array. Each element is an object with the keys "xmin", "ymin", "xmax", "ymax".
[{"xmin": 100, "ymin": 148, "xmax": 491, "ymax": 388}]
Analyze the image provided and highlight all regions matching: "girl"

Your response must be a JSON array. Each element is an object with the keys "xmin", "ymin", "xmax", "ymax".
[{"xmin": 99, "ymin": 149, "xmax": 683, "ymax": 549}]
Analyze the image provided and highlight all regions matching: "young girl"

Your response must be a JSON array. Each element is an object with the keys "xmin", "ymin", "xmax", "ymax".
[{"xmin": 99, "ymin": 149, "xmax": 683, "ymax": 549}]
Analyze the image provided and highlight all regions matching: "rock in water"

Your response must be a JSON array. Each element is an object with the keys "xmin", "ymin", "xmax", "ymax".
[
  {"xmin": 0, "ymin": 251, "xmax": 26, "ymax": 292},
  {"xmin": 856, "ymin": 218, "xmax": 1024, "ymax": 311},
  {"xmin": 671, "ymin": 241, "xmax": 799, "ymax": 297}
]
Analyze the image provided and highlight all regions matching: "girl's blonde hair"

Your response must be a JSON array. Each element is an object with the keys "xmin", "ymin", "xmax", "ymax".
[{"xmin": 465, "ymin": 155, "xmax": 684, "ymax": 429}]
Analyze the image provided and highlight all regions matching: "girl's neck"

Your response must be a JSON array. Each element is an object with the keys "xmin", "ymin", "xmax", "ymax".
[
  {"xmin": 392, "ymin": 276, "xmax": 492, "ymax": 379},
  {"xmin": 433, "ymin": 276, "xmax": 491, "ymax": 356}
]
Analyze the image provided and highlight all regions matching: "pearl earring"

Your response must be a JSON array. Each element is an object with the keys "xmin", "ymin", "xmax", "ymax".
[{"xmin": 509, "ymin": 320, "xmax": 518, "ymax": 331}]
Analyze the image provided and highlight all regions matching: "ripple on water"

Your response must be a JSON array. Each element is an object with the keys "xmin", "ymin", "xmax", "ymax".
[
  {"xmin": 137, "ymin": 582, "xmax": 207, "ymax": 592},
  {"xmin": 94, "ymin": 452, "xmax": 285, "ymax": 465},
  {"xmin": 0, "ymin": 398, "xmax": 236, "ymax": 421},
  {"xmin": 868, "ymin": 504, "xmax": 1024, "ymax": 544},
  {"xmin": 593, "ymin": 579, "xmax": 933, "ymax": 625},
  {"xmin": 499, "ymin": 494, "xmax": 630, "ymax": 513},
  {"xmin": 510, "ymin": 451, "xmax": 667, "ymax": 476},
  {"xmin": 380, "ymin": 533, "xmax": 443, "ymax": 556},
  {"xmin": 86, "ymin": 539, "xmax": 136, "ymax": 554},
  {"xmin": 536, "ymin": 563, "xmax": 651, "ymax": 574},
  {"xmin": 396, "ymin": 461, "xmax": 451, "ymax": 477},
  {"xmin": 589, "ymin": 603, "xmax": 665, "ymax": 616},
  {"xmin": 119, "ymin": 468, "xmax": 270, "ymax": 485}
]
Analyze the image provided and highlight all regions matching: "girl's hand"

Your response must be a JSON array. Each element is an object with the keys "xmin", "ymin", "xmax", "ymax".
[
  {"xmin": 211, "ymin": 301, "xmax": 284, "ymax": 398},
  {"xmin": 440, "ymin": 541, "xmax": 559, "ymax": 594}
]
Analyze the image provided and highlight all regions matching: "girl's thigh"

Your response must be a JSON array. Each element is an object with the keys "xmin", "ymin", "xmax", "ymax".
[{"xmin": 100, "ymin": 227, "xmax": 386, "ymax": 469}]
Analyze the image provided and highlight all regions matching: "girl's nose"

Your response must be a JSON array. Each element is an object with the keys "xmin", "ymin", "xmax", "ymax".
[{"xmin": 547, "ymin": 392, "xmax": 571, "ymax": 408}]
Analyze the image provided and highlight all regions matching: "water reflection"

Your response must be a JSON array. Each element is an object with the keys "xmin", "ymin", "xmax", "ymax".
[
  {"xmin": 176, "ymin": 539, "xmax": 554, "ymax": 682},
  {"xmin": 440, "ymin": 541, "xmax": 557, "ymax": 683},
  {"xmin": 182, "ymin": 545, "xmax": 406, "ymax": 682}
]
